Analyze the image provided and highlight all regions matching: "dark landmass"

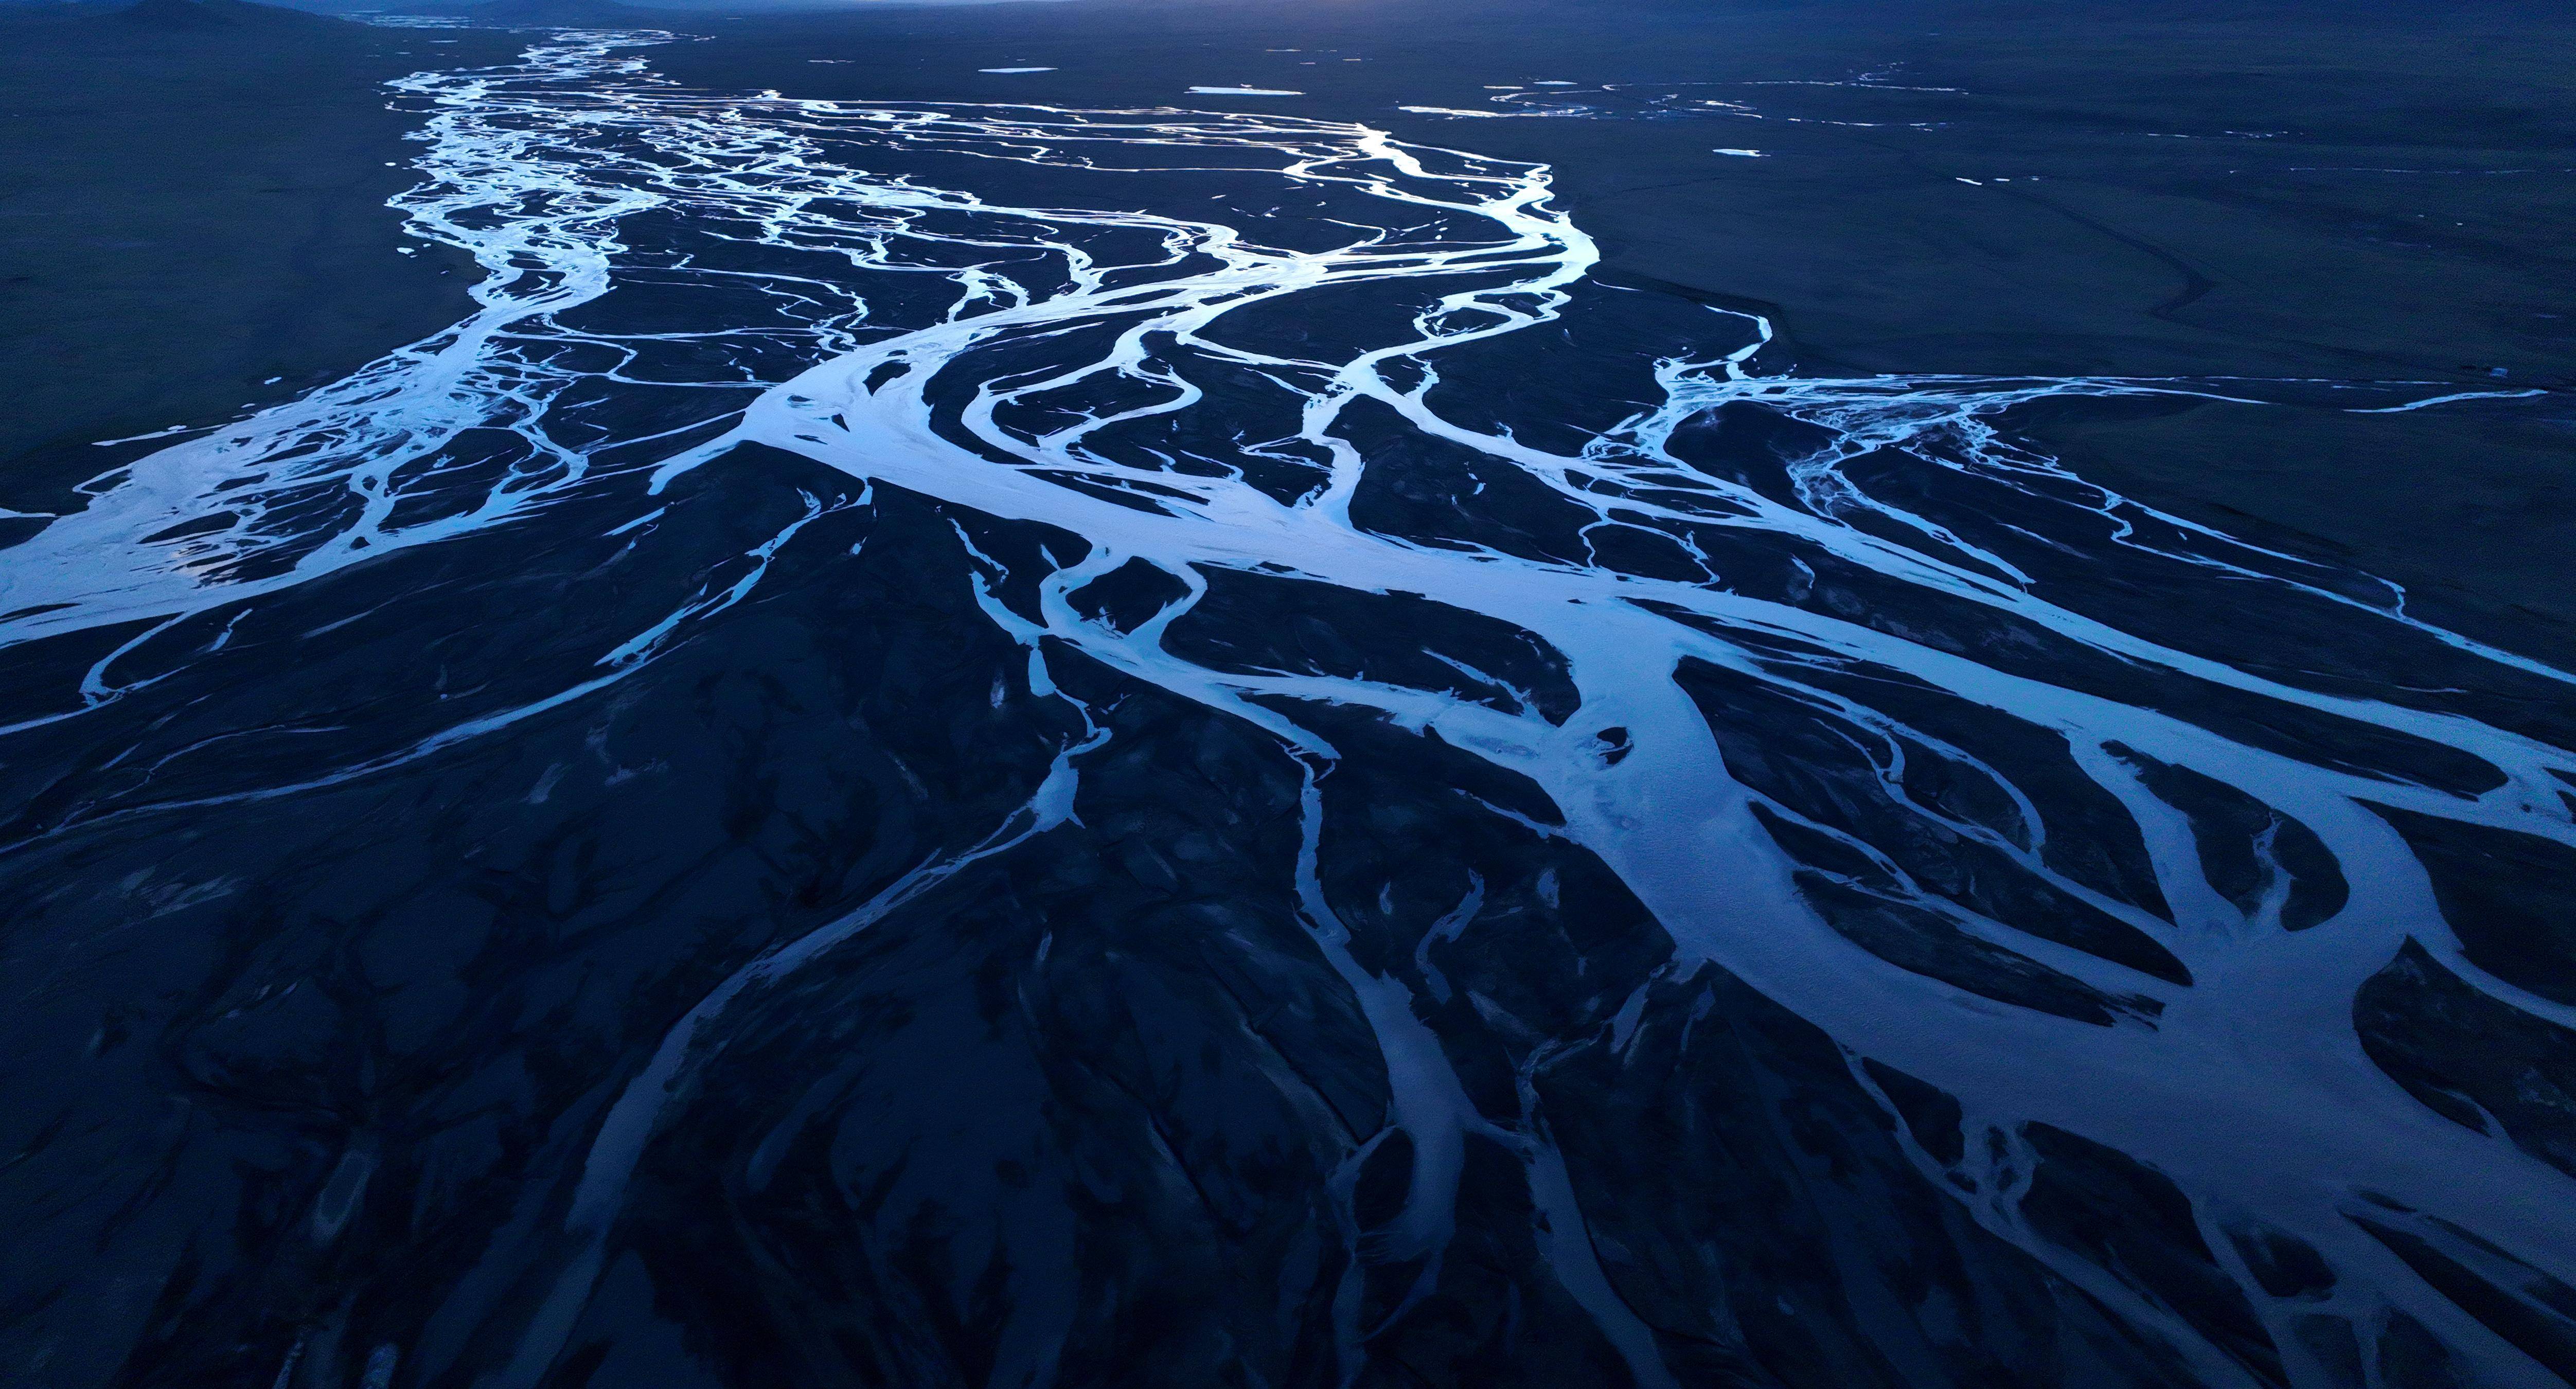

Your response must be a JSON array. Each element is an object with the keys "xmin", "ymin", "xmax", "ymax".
[
  {"xmin": 0, "ymin": 1, "xmax": 523, "ymax": 495},
  {"xmin": 117, "ymin": 0, "xmax": 318, "ymax": 29},
  {"xmin": 643, "ymin": 0, "xmax": 2576, "ymax": 659},
  {"xmin": 4, "ymin": 0, "xmax": 2566, "ymax": 653},
  {"xmin": 0, "ymin": 5, "xmax": 2571, "ymax": 1387}
]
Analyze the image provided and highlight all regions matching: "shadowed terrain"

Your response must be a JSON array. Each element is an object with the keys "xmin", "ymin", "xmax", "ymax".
[{"xmin": 1, "ymin": 4, "xmax": 2572, "ymax": 1388}]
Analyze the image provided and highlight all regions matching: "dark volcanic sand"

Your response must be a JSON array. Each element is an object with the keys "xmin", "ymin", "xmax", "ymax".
[
  {"xmin": 0, "ymin": 8, "xmax": 523, "ymax": 487},
  {"xmin": 1, "ymin": 5, "xmax": 2573, "ymax": 1389},
  {"xmin": 4, "ymin": 1, "xmax": 2566, "ymax": 643},
  {"xmin": 645, "ymin": 0, "xmax": 2576, "ymax": 657}
]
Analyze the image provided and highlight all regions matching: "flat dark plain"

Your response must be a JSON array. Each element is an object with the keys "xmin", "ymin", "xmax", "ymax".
[{"xmin": 642, "ymin": 0, "xmax": 2576, "ymax": 664}]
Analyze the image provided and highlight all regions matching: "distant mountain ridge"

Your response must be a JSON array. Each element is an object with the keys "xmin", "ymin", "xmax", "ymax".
[
  {"xmin": 85, "ymin": 0, "xmax": 656, "ymax": 27},
  {"xmin": 114, "ymin": 0, "xmax": 344, "ymax": 28}
]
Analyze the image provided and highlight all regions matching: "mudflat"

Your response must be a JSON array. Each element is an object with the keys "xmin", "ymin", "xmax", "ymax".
[
  {"xmin": 2, "ymin": 5, "xmax": 2572, "ymax": 1387},
  {"xmin": 0, "ymin": 7, "xmax": 521, "ymax": 489},
  {"xmin": 647, "ymin": 0, "xmax": 2576, "ymax": 656},
  {"xmin": 7, "ymin": 0, "xmax": 2566, "ymax": 650}
]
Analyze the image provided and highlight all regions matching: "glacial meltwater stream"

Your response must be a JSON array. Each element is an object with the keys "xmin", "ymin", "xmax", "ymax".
[{"xmin": 5, "ymin": 30, "xmax": 2574, "ymax": 1389}]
